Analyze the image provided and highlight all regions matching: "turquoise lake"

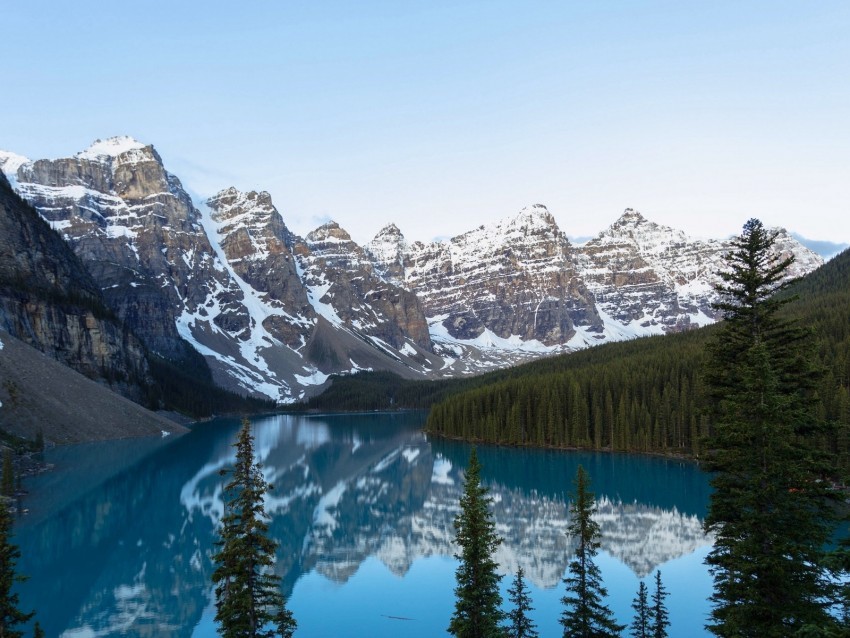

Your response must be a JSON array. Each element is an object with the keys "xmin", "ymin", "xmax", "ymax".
[{"xmin": 16, "ymin": 411, "xmax": 714, "ymax": 637}]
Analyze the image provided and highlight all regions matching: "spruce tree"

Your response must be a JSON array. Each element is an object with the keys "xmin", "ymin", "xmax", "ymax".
[
  {"xmin": 630, "ymin": 581, "xmax": 650, "ymax": 638},
  {"xmin": 560, "ymin": 465, "xmax": 623, "ymax": 638},
  {"xmin": 212, "ymin": 418, "xmax": 296, "ymax": 638},
  {"xmin": 0, "ymin": 499, "xmax": 33, "ymax": 637},
  {"xmin": 650, "ymin": 571, "xmax": 669, "ymax": 638},
  {"xmin": 703, "ymin": 218, "xmax": 839, "ymax": 636},
  {"xmin": 33, "ymin": 621, "xmax": 45, "ymax": 638},
  {"xmin": 1, "ymin": 451, "xmax": 14, "ymax": 498},
  {"xmin": 449, "ymin": 447, "xmax": 505, "ymax": 638},
  {"xmin": 507, "ymin": 566, "xmax": 538, "ymax": 638}
]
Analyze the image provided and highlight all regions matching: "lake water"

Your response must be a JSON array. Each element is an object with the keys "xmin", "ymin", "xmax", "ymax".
[{"xmin": 16, "ymin": 411, "xmax": 714, "ymax": 637}]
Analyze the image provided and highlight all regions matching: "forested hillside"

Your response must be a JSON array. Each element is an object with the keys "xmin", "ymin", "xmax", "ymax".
[
  {"xmin": 424, "ymin": 247, "xmax": 850, "ymax": 462},
  {"xmin": 307, "ymin": 247, "xmax": 850, "ymax": 464}
]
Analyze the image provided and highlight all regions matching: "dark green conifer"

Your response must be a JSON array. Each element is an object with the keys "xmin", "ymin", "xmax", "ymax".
[
  {"xmin": 0, "ymin": 500, "xmax": 33, "ymax": 637},
  {"xmin": 703, "ymin": 218, "xmax": 839, "ymax": 636},
  {"xmin": 1, "ymin": 451, "xmax": 13, "ymax": 498},
  {"xmin": 507, "ymin": 566, "xmax": 538, "ymax": 638},
  {"xmin": 650, "ymin": 571, "xmax": 669, "ymax": 638},
  {"xmin": 449, "ymin": 447, "xmax": 505, "ymax": 638},
  {"xmin": 630, "ymin": 581, "xmax": 650, "ymax": 638},
  {"xmin": 33, "ymin": 620, "xmax": 45, "ymax": 638},
  {"xmin": 212, "ymin": 418, "xmax": 296, "ymax": 638},
  {"xmin": 560, "ymin": 465, "xmax": 623, "ymax": 638}
]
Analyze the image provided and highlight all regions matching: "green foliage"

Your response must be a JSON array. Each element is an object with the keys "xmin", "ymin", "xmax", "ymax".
[
  {"xmin": 630, "ymin": 581, "xmax": 650, "ymax": 638},
  {"xmin": 0, "ymin": 500, "xmax": 34, "ymax": 637},
  {"xmin": 1, "ymin": 451, "xmax": 14, "ymax": 498},
  {"xmin": 449, "ymin": 447, "xmax": 505, "ymax": 638},
  {"xmin": 146, "ymin": 350, "xmax": 276, "ymax": 418},
  {"xmin": 507, "ymin": 566, "xmax": 538, "ymax": 638},
  {"xmin": 33, "ymin": 621, "xmax": 45, "ymax": 638},
  {"xmin": 703, "ymin": 219, "xmax": 839, "ymax": 636},
  {"xmin": 560, "ymin": 466, "xmax": 623, "ymax": 638},
  {"xmin": 212, "ymin": 418, "xmax": 296, "ymax": 638},
  {"xmin": 424, "ymin": 245, "xmax": 850, "ymax": 464},
  {"xmin": 650, "ymin": 571, "xmax": 669, "ymax": 638},
  {"xmin": 425, "ymin": 329, "xmax": 708, "ymax": 455},
  {"xmin": 299, "ymin": 370, "xmax": 467, "ymax": 412},
  {"xmin": 0, "ymin": 448, "xmax": 15, "ymax": 497}
]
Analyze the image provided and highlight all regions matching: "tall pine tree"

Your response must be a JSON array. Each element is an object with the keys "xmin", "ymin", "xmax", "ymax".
[
  {"xmin": 650, "ymin": 571, "xmax": 669, "ymax": 638},
  {"xmin": 212, "ymin": 418, "xmax": 296, "ymax": 638},
  {"xmin": 449, "ymin": 447, "xmax": 505, "ymax": 638},
  {"xmin": 507, "ymin": 566, "xmax": 538, "ymax": 638},
  {"xmin": 630, "ymin": 581, "xmax": 650, "ymax": 638},
  {"xmin": 0, "ymin": 499, "xmax": 33, "ymax": 638},
  {"xmin": 560, "ymin": 465, "xmax": 623, "ymax": 638},
  {"xmin": 703, "ymin": 218, "xmax": 839, "ymax": 636}
]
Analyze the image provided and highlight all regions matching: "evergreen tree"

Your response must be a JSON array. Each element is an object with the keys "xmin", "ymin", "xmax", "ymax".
[
  {"xmin": 1, "ymin": 451, "xmax": 13, "ymax": 498},
  {"xmin": 33, "ymin": 621, "xmax": 45, "ymax": 638},
  {"xmin": 449, "ymin": 447, "xmax": 505, "ymax": 638},
  {"xmin": 507, "ymin": 566, "xmax": 538, "ymax": 638},
  {"xmin": 703, "ymin": 218, "xmax": 839, "ymax": 636},
  {"xmin": 650, "ymin": 571, "xmax": 669, "ymax": 638},
  {"xmin": 0, "ymin": 500, "xmax": 33, "ymax": 637},
  {"xmin": 560, "ymin": 465, "xmax": 623, "ymax": 638},
  {"xmin": 630, "ymin": 581, "xmax": 650, "ymax": 638},
  {"xmin": 211, "ymin": 418, "xmax": 296, "ymax": 638}
]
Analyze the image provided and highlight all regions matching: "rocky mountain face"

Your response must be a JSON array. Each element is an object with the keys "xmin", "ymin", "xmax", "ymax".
[
  {"xmin": 368, "ymin": 206, "xmax": 824, "ymax": 360},
  {"xmin": 376, "ymin": 205, "xmax": 601, "ymax": 346},
  {"xmin": 1, "ymin": 140, "xmax": 436, "ymax": 401},
  {"xmin": 0, "ymin": 136, "xmax": 825, "ymax": 401},
  {"xmin": 0, "ymin": 171, "xmax": 149, "ymax": 400}
]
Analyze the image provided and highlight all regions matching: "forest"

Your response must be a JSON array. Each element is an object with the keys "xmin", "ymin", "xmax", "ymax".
[{"xmin": 306, "ymin": 246, "xmax": 850, "ymax": 468}]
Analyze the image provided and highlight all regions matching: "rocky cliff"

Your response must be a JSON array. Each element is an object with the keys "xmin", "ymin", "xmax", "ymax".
[
  {"xmin": 0, "ymin": 137, "xmax": 825, "ymax": 400},
  {"xmin": 0, "ymin": 171, "xmax": 149, "ymax": 398},
  {"xmin": 365, "ymin": 205, "xmax": 824, "ymax": 364}
]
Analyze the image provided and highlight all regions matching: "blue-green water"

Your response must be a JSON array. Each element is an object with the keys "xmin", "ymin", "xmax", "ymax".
[{"xmin": 16, "ymin": 412, "xmax": 714, "ymax": 637}]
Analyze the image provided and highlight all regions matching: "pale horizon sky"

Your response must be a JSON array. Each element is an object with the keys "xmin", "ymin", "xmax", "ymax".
[{"xmin": 2, "ymin": 1, "xmax": 848, "ymax": 246}]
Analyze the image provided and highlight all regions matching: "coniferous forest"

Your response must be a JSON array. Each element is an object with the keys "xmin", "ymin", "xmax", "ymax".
[
  {"xmin": 422, "ymin": 246, "xmax": 850, "ymax": 466},
  {"xmin": 304, "ymin": 245, "xmax": 850, "ymax": 467}
]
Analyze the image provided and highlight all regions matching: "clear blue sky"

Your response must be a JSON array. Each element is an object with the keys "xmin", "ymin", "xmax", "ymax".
[{"xmin": 2, "ymin": 1, "xmax": 848, "ymax": 244}]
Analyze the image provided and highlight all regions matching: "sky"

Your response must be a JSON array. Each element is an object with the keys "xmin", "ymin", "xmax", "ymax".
[{"xmin": 2, "ymin": 1, "xmax": 848, "ymax": 245}]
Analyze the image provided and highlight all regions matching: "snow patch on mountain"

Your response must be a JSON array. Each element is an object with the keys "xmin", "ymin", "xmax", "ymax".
[
  {"xmin": 77, "ymin": 136, "xmax": 147, "ymax": 160},
  {"xmin": 0, "ymin": 151, "xmax": 29, "ymax": 187}
]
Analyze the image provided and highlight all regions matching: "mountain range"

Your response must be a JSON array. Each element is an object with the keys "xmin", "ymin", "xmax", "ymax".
[{"xmin": 0, "ymin": 136, "xmax": 824, "ymax": 406}]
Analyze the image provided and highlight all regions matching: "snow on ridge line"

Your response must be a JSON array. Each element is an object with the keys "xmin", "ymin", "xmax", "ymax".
[
  {"xmin": 77, "ymin": 136, "xmax": 147, "ymax": 160},
  {"xmin": 0, "ymin": 150, "xmax": 30, "ymax": 181}
]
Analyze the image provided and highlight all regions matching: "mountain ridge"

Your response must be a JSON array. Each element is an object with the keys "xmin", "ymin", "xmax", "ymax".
[{"xmin": 0, "ymin": 136, "xmax": 824, "ymax": 405}]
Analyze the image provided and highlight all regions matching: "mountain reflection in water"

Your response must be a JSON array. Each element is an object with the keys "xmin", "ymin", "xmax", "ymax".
[{"xmin": 17, "ymin": 412, "xmax": 713, "ymax": 637}]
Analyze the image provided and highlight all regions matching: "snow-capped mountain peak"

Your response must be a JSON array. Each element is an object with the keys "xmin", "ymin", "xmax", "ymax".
[
  {"xmin": 306, "ymin": 221, "xmax": 354, "ymax": 244},
  {"xmin": 76, "ymin": 136, "xmax": 149, "ymax": 161},
  {"xmin": 0, "ymin": 150, "xmax": 30, "ymax": 178},
  {"xmin": 1, "ymin": 135, "xmax": 827, "ymax": 401}
]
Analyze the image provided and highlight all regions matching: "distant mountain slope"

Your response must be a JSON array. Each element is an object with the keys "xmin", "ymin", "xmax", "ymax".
[
  {"xmin": 791, "ymin": 233, "xmax": 849, "ymax": 260},
  {"xmin": 0, "ymin": 329, "xmax": 185, "ymax": 444}
]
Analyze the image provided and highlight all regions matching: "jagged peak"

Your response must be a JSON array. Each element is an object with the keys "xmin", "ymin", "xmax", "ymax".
[
  {"xmin": 208, "ymin": 186, "xmax": 274, "ymax": 210},
  {"xmin": 515, "ymin": 203, "xmax": 554, "ymax": 221},
  {"xmin": 76, "ymin": 136, "xmax": 149, "ymax": 160},
  {"xmin": 371, "ymin": 222, "xmax": 406, "ymax": 243},
  {"xmin": 377, "ymin": 222, "xmax": 402, "ymax": 235},
  {"xmin": 479, "ymin": 203, "xmax": 560, "ymax": 240},
  {"xmin": 307, "ymin": 220, "xmax": 353, "ymax": 243},
  {"xmin": 614, "ymin": 208, "xmax": 647, "ymax": 225}
]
